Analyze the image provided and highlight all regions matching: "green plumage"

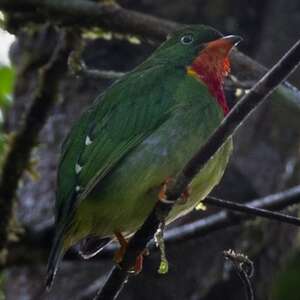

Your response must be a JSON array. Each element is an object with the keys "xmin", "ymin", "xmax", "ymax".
[{"xmin": 47, "ymin": 25, "xmax": 234, "ymax": 287}]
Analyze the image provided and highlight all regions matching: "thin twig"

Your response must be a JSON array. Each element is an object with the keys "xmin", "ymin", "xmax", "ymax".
[
  {"xmin": 204, "ymin": 196, "xmax": 300, "ymax": 227},
  {"xmin": 94, "ymin": 39, "xmax": 300, "ymax": 300},
  {"xmin": 67, "ymin": 37, "xmax": 126, "ymax": 81},
  {"xmin": 164, "ymin": 185, "xmax": 300, "ymax": 244},
  {"xmin": 77, "ymin": 68, "xmax": 125, "ymax": 80},
  {"xmin": 0, "ymin": 28, "xmax": 77, "ymax": 264},
  {"xmin": 224, "ymin": 250, "xmax": 255, "ymax": 300},
  {"xmin": 3, "ymin": 184, "xmax": 300, "ymax": 269},
  {"xmin": 70, "ymin": 60, "xmax": 125, "ymax": 80}
]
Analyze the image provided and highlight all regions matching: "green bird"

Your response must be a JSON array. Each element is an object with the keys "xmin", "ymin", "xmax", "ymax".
[{"xmin": 46, "ymin": 24, "xmax": 240, "ymax": 288}]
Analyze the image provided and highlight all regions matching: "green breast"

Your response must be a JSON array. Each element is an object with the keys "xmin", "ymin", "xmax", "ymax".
[{"xmin": 167, "ymin": 139, "xmax": 232, "ymax": 223}]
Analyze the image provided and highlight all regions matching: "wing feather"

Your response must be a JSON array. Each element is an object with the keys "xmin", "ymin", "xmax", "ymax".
[{"xmin": 56, "ymin": 65, "xmax": 180, "ymax": 223}]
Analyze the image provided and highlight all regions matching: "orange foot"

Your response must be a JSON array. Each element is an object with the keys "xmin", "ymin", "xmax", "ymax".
[
  {"xmin": 113, "ymin": 231, "xmax": 148, "ymax": 274},
  {"xmin": 158, "ymin": 177, "xmax": 191, "ymax": 205},
  {"xmin": 178, "ymin": 185, "xmax": 192, "ymax": 205}
]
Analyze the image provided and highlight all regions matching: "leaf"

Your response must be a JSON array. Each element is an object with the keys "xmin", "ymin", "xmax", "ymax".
[
  {"xmin": 0, "ymin": 65, "xmax": 15, "ymax": 108},
  {"xmin": 0, "ymin": 65, "xmax": 15, "ymax": 171}
]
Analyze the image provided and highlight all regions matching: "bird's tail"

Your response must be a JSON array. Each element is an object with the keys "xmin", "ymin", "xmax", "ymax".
[{"xmin": 46, "ymin": 230, "xmax": 65, "ymax": 290}]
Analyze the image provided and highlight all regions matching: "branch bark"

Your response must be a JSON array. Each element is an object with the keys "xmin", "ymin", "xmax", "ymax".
[
  {"xmin": 0, "ymin": 28, "xmax": 76, "ymax": 264},
  {"xmin": 0, "ymin": 0, "xmax": 178, "ymax": 40},
  {"xmin": 94, "ymin": 39, "xmax": 300, "ymax": 300},
  {"xmin": 1, "ymin": 0, "xmax": 300, "ymax": 113}
]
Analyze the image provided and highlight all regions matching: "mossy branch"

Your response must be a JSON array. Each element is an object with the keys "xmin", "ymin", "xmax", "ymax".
[
  {"xmin": 1, "ymin": 0, "xmax": 300, "ymax": 112},
  {"xmin": 0, "ymin": 2, "xmax": 274, "ymax": 84},
  {"xmin": 0, "ymin": 28, "xmax": 76, "ymax": 263}
]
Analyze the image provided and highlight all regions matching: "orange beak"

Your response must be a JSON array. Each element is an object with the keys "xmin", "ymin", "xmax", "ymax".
[{"xmin": 204, "ymin": 35, "xmax": 242, "ymax": 56}]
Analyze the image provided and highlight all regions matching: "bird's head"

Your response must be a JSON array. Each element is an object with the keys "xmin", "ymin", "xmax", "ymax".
[{"xmin": 151, "ymin": 25, "xmax": 241, "ymax": 114}]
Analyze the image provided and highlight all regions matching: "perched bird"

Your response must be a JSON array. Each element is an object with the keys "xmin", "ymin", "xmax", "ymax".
[{"xmin": 46, "ymin": 24, "xmax": 240, "ymax": 288}]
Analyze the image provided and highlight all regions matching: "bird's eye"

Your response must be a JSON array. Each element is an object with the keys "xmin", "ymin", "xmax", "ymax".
[{"xmin": 180, "ymin": 34, "xmax": 194, "ymax": 45}]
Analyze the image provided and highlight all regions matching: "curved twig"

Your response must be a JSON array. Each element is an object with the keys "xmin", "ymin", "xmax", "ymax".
[{"xmin": 224, "ymin": 250, "xmax": 255, "ymax": 300}]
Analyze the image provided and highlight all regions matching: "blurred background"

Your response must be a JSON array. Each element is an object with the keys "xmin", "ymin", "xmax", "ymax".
[{"xmin": 0, "ymin": 0, "xmax": 300, "ymax": 299}]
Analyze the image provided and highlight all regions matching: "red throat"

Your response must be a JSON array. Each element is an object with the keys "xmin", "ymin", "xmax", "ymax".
[{"xmin": 189, "ymin": 48, "xmax": 231, "ymax": 115}]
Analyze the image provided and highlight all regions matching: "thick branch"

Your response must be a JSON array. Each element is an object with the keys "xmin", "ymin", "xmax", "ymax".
[
  {"xmin": 0, "ymin": 0, "xmax": 178, "ymax": 40},
  {"xmin": 2, "ymin": 1, "xmax": 300, "ymax": 111},
  {"xmin": 0, "ymin": 29, "xmax": 76, "ymax": 262},
  {"xmin": 2, "ymin": 0, "xmax": 300, "ymax": 114},
  {"xmin": 94, "ymin": 39, "xmax": 300, "ymax": 300}
]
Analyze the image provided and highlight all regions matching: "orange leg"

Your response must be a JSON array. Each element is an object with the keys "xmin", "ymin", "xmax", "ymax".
[
  {"xmin": 158, "ymin": 177, "xmax": 175, "ymax": 204},
  {"xmin": 113, "ymin": 231, "xmax": 147, "ymax": 274},
  {"xmin": 158, "ymin": 177, "xmax": 191, "ymax": 205},
  {"xmin": 114, "ymin": 231, "xmax": 128, "ymax": 264}
]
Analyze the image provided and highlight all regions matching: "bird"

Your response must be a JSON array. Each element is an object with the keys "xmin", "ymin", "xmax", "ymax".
[{"xmin": 46, "ymin": 24, "xmax": 241, "ymax": 288}]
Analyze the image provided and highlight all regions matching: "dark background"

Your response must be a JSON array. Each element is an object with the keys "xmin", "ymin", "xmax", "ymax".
[{"xmin": 2, "ymin": 0, "xmax": 300, "ymax": 299}]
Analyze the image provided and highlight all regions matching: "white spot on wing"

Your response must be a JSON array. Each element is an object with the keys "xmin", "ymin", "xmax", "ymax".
[
  {"xmin": 143, "ymin": 136, "xmax": 161, "ymax": 146},
  {"xmin": 75, "ymin": 185, "xmax": 81, "ymax": 192},
  {"xmin": 85, "ymin": 136, "xmax": 92, "ymax": 146},
  {"xmin": 75, "ymin": 163, "xmax": 82, "ymax": 174}
]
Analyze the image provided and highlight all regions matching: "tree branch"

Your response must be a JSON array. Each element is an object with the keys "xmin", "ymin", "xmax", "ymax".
[
  {"xmin": 94, "ymin": 39, "xmax": 300, "ymax": 300},
  {"xmin": 0, "ymin": 0, "xmax": 178, "ymax": 40},
  {"xmin": 223, "ymin": 250, "xmax": 254, "ymax": 300},
  {"xmin": 203, "ymin": 196, "xmax": 300, "ymax": 227},
  {"xmin": 165, "ymin": 185, "xmax": 300, "ymax": 244},
  {"xmin": 2, "ymin": 0, "xmax": 300, "ymax": 112},
  {"xmin": 3, "ymin": 184, "xmax": 300, "ymax": 270},
  {"xmin": 0, "ymin": 28, "xmax": 77, "ymax": 264},
  {"xmin": 70, "ymin": 62, "xmax": 125, "ymax": 81}
]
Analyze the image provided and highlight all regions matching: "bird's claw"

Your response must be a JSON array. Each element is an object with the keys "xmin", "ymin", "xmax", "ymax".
[
  {"xmin": 177, "ymin": 186, "xmax": 192, "ymax": 205},
  {"xmin": 158, "ymin": 177, "xmax": 174, "ymax": 203},
  {"xmin": 113, "ymin": 231, "xmax": 148, "ymax": 274}
]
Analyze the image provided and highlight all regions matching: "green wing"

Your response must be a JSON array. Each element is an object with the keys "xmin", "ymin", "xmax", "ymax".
[{"xmin": 56, "ymin": 65, "xmax": 181, "ymax": 223}]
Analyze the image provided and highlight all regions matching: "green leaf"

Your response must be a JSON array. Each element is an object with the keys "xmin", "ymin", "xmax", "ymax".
[
  {"xmin": 0, "ymin": 65, "xmax": 14, "ymax": 169},
  {"xmin": 0, "ymin": 65, "xmax": 15, "ymax": 108}
]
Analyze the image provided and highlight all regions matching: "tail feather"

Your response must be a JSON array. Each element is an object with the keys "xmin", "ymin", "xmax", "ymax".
[{"xmin": 46, "ymin": 232, "xmax": 65, "ymax": 290}]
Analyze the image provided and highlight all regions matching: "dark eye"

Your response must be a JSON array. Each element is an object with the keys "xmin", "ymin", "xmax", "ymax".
[{"xmin": 180, "ymin": 34, "xmax": 194, "ymax": 45}]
